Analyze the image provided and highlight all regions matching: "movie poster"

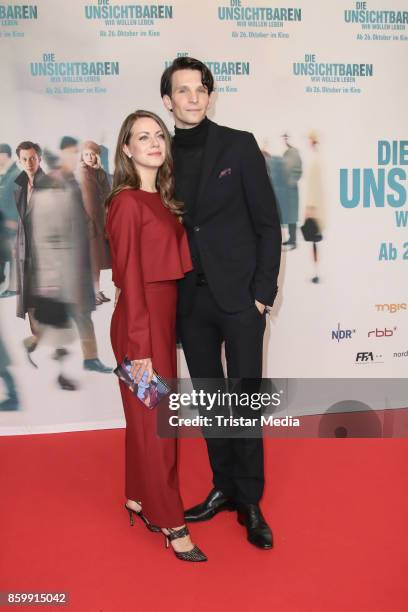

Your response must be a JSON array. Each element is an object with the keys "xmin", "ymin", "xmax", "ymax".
[{"xmin": 0, "ymin": 0, "xmax": 406, "ymax": 434}]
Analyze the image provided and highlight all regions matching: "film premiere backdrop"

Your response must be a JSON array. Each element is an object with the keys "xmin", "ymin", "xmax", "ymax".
[{"xmin": 0, "ymin": 0, "xmax": 407, "ymax": 434}]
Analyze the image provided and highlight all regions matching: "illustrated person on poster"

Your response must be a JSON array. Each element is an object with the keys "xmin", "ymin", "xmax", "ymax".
[
  {"xmin": 262, "ymin": 139, "xmax": 287, "ymax": 225},
  {"xmin": 12, "ymin": 142, "xmax": 78, "ymax": 388},
  {"xmin": 22, "ymin": 169, "xmax": 80, "ymax": 390},
  {"xmin": 0, "ymin": 209, "xmax": 19, "ymax": 410},
  {"xmin": 0, "ymin": 143, "xmax": 20, "ymax": 298},
  {"xmin": 281, "ymin": 132, "xmax": 302, "ymax": 250},
  {"xmin": 14, "ymin": 138, "xmax": 112, "ymax": 378},
  {"xmin": 161, "ymin": 57, "xmax": 282, "ymax": 549},
  {"xmin": 303, "ymin": 130, "xmax": 325, "ymax": 284},
  {"xmin": 79, "ymin": 140, "xmax": 111, "ymax": 306},
  {"xmin": 51, "ymin": 136, "xmax": 112, "ymax": 373},
  {"xmin": 14, "ymin": 141, "xmax": 49, "ymax": 360},
  {"xmin": 99, "ymin": 143, "xmax": 112, "ymax": 181}
]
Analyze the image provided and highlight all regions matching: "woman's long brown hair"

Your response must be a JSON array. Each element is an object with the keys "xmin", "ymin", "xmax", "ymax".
[{"xmin": 105, "ymin": 110, "xmax": 183, "ymax": 216}]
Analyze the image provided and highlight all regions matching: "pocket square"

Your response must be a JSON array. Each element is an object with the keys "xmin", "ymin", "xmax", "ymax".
[{"xmin": 218, "ymin": 167, "xmax": 232, "ymax": 178}]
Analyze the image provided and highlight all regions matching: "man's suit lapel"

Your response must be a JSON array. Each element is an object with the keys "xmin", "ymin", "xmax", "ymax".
[
  {"xmin": 14, "ymin": 185, "xmax": 26, "ymax": 220},
  {"xmin": 14, "ymin": 168, "xmax": 45, "ymax": 219},
  {"xmin": 194, "ymin": 120, "xmax": 222, "ymax": 222}
]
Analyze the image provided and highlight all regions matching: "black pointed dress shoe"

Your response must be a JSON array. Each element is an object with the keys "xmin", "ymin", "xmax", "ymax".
[
  {"xmin": 237, "ymin": 504, "xmax": 273, "ymax": 549},
  {"xmin": 184, "ymin": 488, "xmax": 236, "ymax": 522}
]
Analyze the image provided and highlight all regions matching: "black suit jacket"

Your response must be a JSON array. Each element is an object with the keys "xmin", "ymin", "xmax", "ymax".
[{"xmin": 176, "ymin": 119, "xmax": 282, "ymax": 314}]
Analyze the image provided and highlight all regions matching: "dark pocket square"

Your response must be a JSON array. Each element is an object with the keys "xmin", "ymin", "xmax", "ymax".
[{"xmin": 218, "ymin": 167, "xmax": 232, "ymax": 178}]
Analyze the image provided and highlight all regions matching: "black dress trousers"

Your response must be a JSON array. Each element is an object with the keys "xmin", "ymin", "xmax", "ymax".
[{"xmin": 178, "ymin": 284, "xmax": 266, "ymax": 505}]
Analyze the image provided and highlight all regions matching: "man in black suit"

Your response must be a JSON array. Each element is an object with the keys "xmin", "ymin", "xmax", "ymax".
[{"xmin": 161, "ymin": 57, "xmax": 281, "ymax": 549}]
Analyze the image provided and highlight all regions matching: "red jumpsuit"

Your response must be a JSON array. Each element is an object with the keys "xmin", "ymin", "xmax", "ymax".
[{"xmin": 106, "ymin": 189, "xmax": 192, "ymax": 527}]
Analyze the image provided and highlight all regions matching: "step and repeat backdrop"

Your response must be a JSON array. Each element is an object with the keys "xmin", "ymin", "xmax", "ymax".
[{"xmin": 0, "ymin": 0, "xmax": 407, "ymax": 434}]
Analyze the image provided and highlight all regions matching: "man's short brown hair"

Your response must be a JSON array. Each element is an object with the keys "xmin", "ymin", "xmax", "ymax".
[
  {"xmin": 16, "ymin": 141, "xmax": 42, "ymax": 158},
  {"xmin": 160, "ymin": 57, "xmax": 214, "ymax": 98}
]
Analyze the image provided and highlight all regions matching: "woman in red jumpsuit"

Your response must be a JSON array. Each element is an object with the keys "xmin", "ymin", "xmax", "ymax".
[{"xmin": 106, "ymin": 110, "xmax": 207, "ymax": 562}]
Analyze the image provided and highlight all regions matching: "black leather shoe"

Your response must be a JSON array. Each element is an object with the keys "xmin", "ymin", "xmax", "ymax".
[
  {"xmin": 184, "ymin": 488, "xmax": 236, "ymax": 522},
  {"xmin": 237, "ymin": 504, "xmax": 273, "ymax": 549}
]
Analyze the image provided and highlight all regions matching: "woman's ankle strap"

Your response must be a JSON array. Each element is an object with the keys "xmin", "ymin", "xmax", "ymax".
[{"xmin": 167, "ymin": 526, "xmax": 190, "ymax": 541}]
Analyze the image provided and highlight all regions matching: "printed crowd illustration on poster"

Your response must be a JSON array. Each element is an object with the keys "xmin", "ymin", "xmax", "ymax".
[{"xmin": 0, "ymin": 0, "xmax": 406, "ymax": 434}]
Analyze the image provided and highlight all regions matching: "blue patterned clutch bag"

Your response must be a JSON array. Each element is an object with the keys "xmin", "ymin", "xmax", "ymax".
[{"xmin": 114, "ymin": 357, "xmax": 171, "ymax": 409}]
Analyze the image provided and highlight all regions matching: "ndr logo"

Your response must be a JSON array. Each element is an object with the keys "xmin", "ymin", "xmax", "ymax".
[
  {"xmin": 355, "ymin": 352, "xmax": 383, "ymax": 363},
  {"xmin": 331, "ymin": 323, "xmax": 356, "ymax": 342},
  {"xmin": 375, "ymin": 304, "xmax": 407, "ymax": 313},
  {"xmin": 368, "ymin": 327, "xmax": 397, "ymax": 338}
]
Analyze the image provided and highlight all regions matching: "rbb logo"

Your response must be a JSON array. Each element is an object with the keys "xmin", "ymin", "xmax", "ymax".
[
  {"xmin": 356, "ymin": 352, "xmax": 373, "ymax": 362},
  {"xmin": 368, "ymin": 327, "xmax": 396, "ymax": 338},
  {"xmin": 331, "ymin": 323, "xmax": 356, "ymax": 342},
  {"xmin": 375, "ymin": 303, "xmax": 407, "ymax": 313}
]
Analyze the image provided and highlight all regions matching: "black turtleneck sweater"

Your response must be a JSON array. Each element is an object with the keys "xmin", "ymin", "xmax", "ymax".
[{"xmin": 172, "ymin": 117, "xmax": 209, "ymax": 275}]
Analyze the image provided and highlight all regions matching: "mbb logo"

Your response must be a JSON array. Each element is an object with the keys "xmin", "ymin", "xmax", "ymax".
[
  {"xmin": 375, "ymin": 303, "xmax": 407, "ymax": 313},
  {"xmin": 356, "ymin": 352, "xmax": 373, "ymax": 362},
  {"xmin": 368, "ymin": 327, "xmax": 396, "ymax": 338}
]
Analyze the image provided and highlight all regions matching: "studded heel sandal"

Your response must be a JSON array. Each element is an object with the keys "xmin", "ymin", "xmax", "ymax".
[
  {"xmin": 163, "ymin": 525, "xmax": 208, "ymax": 562},
  {"xmin": 125, "ymin": 503, "xmax": 161, "ymax": 532}
]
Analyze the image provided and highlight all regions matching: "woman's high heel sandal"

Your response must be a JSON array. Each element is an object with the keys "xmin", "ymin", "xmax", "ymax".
[
  {"xmin": 125, "ymin": 503, "xmax": 160, "ymax": 533},
  {"xmin": 163, "ymin": 526, "xmax": 208, "ymax": 563}
]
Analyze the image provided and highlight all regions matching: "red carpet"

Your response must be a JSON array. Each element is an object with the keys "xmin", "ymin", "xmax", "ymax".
[{"xmin": 1, "ymin": 431, "xmax": 407, "ymax": 612}]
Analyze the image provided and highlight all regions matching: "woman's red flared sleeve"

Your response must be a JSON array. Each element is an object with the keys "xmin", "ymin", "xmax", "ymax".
[{"xmin": 107, "ymin": 194, "xmax": 152, "ymax": 360}]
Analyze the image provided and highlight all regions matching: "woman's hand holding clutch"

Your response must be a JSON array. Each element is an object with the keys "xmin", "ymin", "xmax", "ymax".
[{"xmin": 130, "ymin": 358, "xmax": 153, "ymax": 384}]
